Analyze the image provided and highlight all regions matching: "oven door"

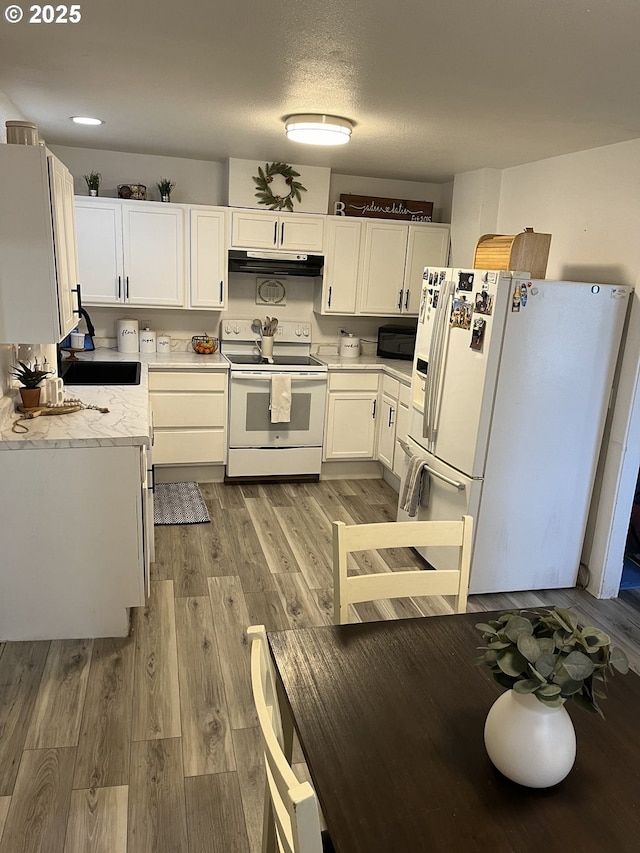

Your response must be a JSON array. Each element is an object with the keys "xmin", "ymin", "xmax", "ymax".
[{"xmin": 229, "ymin": 371, "xmax": 327, "ymax": 447}]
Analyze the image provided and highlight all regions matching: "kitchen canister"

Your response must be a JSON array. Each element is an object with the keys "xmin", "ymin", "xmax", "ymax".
[
  {"xmin": 140, "ymin": 326, "xmax": 157, "ymax": 353},
  {"xmin": 117, "ymin": 318, "xmax": 139, "ymax": 353},
  {"xmin": 339, "ymin": 332, "xmax": 361, "ymax": 358},
  {"xmin": 156, "ymin": 334, "xmax": 171, "ymax": 354},
  {"xmin": 6, "ymin": 120, "xmax": 39, "ymax": 145}
]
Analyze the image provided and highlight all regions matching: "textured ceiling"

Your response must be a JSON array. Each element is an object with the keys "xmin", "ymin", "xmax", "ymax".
[{"xmin": 1, "ymin": 0, "xmax": 639, "ymax": 182}]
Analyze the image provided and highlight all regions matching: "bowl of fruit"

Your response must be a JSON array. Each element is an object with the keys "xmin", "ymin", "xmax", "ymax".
[{"xmin": 191, "ymin": 335, "xmax": 218, "ymax": 355}]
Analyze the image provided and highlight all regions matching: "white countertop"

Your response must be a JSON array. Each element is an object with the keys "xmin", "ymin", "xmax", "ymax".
[
  {"xmin": 67, "ymin": 347, "xmax": 230, "ymax": 370},
  {"xmin": 315, "ymin": 354, "xmax": 412, "ymax": 383},
  {"xmin": 0, "ymin": 357, "xmax": 151, "ymax": 451}
]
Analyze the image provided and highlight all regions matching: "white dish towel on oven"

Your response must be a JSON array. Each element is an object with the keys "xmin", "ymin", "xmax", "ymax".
[{"xmin": 270, "ymin": 374, "xmax": 292, "ymax": 423}]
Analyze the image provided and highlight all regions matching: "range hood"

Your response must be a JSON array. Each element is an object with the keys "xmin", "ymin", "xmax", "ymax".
[{"xmin": 228, "ymin": 249, "xmax": 324, "ymax": 277}]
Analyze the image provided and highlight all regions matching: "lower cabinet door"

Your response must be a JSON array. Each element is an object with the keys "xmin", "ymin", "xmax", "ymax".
[
  {"xmin": 377, "ymin": 394, "xmax": 397, "ymax": 469},
  {"xmin": 324, "ymin": 392, "xmax": 377, "ymax": 460}
]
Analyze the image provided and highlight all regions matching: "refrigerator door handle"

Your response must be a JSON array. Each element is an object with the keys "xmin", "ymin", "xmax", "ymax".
[
  {"xmin": 424, "ymin": 280, "xmax": 452, "ymax": 446},
  {"xmin": 398, "ymin": 439, "xmax": 466, "ymax": 491}
]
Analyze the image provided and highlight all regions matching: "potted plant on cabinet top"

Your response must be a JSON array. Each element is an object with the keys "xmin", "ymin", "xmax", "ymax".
[
  {"xmin": 157, "ymin": 178, "xmax": 175, "ymax": 202},
  {"xmin": 10, "ymin": 361, "xmax": 52, "ymax": 409},
  {"xmin": 83, "ymin": 171, "xmax": 101, "ymax": 197},
  {"xmin": 476, "ymin": 608, "xmax": 629, "ymax": 788}
]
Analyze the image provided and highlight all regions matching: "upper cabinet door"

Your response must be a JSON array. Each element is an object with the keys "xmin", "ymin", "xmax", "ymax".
[
  {"xmin": 75, "ymin": 201, "xmax": 124, "ymax": 304},
  {"xmin": 122, "ymin": 204, "xmax": 186, "ymax": 307},
  {"xmin": 403, "ymin": 224, "xmax": 450, "ymax": 314},
  {"xmin": 48, "ymin": 156, "xmax": 79, "ymax": 336},
  {"xmin": 189, "ymin": 207, "xmax": 227, "ymax": 309},
  {"xmin": 231, "ymin": 211, "xmax": 278, "ymax": 249},
  {"xmin": 358, "ymin": 221, "xmax": 407, "ymax": 315},
  {"xmin": 278, "ymin": 214, "xmax": 324, "ymax": 252},
  {"xmin": 317, "ymin": 217, "xmax": 361, "ymax": 314},
  {"xmin": 230, "ymin": 209, "xmax": 324, "ymax": 252}
]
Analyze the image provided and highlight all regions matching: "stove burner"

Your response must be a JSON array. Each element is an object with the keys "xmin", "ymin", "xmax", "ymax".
[{"xmin": 226, "ymin": 354, "xmax": 322, "ymax": 367}]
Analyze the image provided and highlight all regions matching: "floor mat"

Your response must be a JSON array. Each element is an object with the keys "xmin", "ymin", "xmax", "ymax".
[{"xmin": 153, "ymin": 482, "xmax": 210, "ymax": 525}]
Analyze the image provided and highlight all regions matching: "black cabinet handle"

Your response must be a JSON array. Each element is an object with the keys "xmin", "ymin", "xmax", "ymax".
[
  {"xmin": 219, "ymin": 280, "xmax": 223, "ymax": 303},
  {"xmin": 404, "ymin": 290, "xmax": 410, "ymax": 310},
  {"xmin": 328, "ymin": 286, "xmax": 332, "ymax": 308},
  {"xmin": 273, "ymin": 221, "xmax": 278, "ymax": 245},
  {"xmin": 398, "ymin": 289, "xmax": 403, "ymax": 310},
  {"xmin": 117, "ymin": 275, "xmax": 122, "ymax": 299},
  {"xmin": 125, "ymin": 276, "xmax": 129, "ymax": 300},
  {"xmin": 388, "ymin": 407, "xmax": 395, "ymax": 427},
  {"xmin": 72, "ymin": 283, "xmax": 82, "ymax": 315},
  {"xmin": 372, "ymin": 399, "xmax": 377, "ymax": 419},
  {"xmin": 281, "ymin": 222, "xmax": 285, "ymax": 245}
]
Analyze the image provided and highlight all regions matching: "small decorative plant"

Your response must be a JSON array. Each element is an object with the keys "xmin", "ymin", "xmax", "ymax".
[
  {"xmin": 476, "ymin": 608, "xmax": 629, "ymax": 716},
  {"xmin": 10, "ymin": 361, "xmax": 52, "ymax": 389},
  {"xmin": 83, "ymin": 171, "xmax": 101, "ymax": 195},
  {"xmin": 157, "ymin": 178, "xmax": 175, "ymax": 201}
]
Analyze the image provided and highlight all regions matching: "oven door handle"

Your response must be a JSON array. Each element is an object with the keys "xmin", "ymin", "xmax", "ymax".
[{"xmin": 231, "ymin": 372, "xmax": 328, "ymax": 381}]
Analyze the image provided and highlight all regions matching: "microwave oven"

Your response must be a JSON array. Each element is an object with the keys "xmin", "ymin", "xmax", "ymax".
[{"xmin": 376, "ymin": 324, "xmax": 417, "ymax": 360}]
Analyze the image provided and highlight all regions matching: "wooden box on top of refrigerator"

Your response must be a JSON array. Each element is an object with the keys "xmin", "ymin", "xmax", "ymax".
[{"xmin": 473, "ymin": 228, "xmax": 551, "ymax": 278}]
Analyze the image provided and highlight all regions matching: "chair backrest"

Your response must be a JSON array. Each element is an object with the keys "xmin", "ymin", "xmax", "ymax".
[
  {"xmin": 248, "ymin": 625, "xmax": 324, "ymax": 853},
  {"xmin": 332, "ymin": 515, "xmax": 473, "ymax": 624}
]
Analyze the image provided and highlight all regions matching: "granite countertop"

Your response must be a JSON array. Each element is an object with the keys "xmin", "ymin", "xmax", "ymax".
[
  {"xmin": 65, "ymin": 347, "xmax": 230, "ymax": 370},
  {"xmin": 314, "ymin": 354, "xmax": 412, "ymax": 383},
  {"xmin": 0, "ymin": 361, "xmax": 151, "ymax": 451}
]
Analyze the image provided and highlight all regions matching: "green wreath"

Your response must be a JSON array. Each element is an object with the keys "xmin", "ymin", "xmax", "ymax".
[{"xmin": 253, "ymin": 162, "xmax": 307, "ymax": 211}]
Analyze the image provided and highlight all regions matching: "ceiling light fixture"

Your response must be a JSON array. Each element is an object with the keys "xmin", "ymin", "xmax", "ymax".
[
  {"xmin": 70, "ymin": 116, "xmax": 104, "ymax": 126},
  {"xmin": 284, "ymin": 114, "xmax": 353, "ymax": 146}
]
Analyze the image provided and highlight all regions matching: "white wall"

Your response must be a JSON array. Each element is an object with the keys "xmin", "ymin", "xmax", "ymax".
[
  {"xmin": 49, "ymin": 145, "xmax": 226, "ymax": 205},
  {"xmin": 497, "ymin": 140, "xmax": 640, "ymax": 287}
]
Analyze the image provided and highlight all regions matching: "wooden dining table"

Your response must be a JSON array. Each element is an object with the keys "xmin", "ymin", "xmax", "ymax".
[{"xmin": 268, "ymin": 612, "xmax": 640, "ymax": 852}]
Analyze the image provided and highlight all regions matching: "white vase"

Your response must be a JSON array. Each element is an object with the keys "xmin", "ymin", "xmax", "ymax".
[{"xmin": 484, "ymin": 689, "xmax": 576, "ymax": 788}]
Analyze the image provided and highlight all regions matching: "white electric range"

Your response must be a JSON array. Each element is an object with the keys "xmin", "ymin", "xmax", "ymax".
[{"xmin": 222, "ymin": 319, "xmax": 328, "ymax": 479}]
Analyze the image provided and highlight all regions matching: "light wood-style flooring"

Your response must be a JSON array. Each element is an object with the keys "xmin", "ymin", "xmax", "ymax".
[{"xmin": 1, "ymin": 478, "xmax": 639, "ymax": 852}]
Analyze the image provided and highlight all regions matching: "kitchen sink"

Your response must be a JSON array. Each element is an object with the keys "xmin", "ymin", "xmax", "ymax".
[{"xmin": 60, "ymin": 360, "xmax": 141, "ymax": 385}]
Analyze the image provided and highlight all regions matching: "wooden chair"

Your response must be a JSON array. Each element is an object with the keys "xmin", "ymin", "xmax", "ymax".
[
  {"xmin": 248, "ymin": 625, "xmax": 333, "ymax": 853},
  {"xmin": 332, "ymin": 516, "xmax": 473, "ymax": 624}
]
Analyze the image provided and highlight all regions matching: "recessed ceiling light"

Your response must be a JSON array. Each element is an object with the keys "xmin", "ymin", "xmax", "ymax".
[
  {"xmin": 70, "ymin": 116, "xmax": 104, "ymax": 126},
  {"xmin": 284, "ymin": 114, "xmax": 353, "ymax": 146}
]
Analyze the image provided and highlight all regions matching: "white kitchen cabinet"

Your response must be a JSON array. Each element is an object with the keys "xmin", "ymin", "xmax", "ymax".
[
  {"xmin": 358, "ymin": 220, "xmax": 450, "ymax": 316},
  {"xmin": 375, "ymin": 373, "xmax": 412, "ymax": 477},
  {"xmin": 358, "ymin": 221, "xmax": 408, "ymax": 315},
  {"xmin": 0, "ymin": 145, "xmax": 79, "ymax": 343},
  {"xmin": 189, "ymin": 207, "xmax": 228, "ymax": 309},
  {"xmin": 0, "ymin": 444, "xmax": 149, "ymax": 640},
  {"xmin": 230, "ymin": 209, "xmax": 324, "ymax": 252},
  {"xmin": 148, "ymin": 369, "xmax": 227, "ymax": 465},
  {"xmin": 75, "ymin": 198, "xmax": 186, "ymax": 307},
  {"xmin": 393, "ymin": 380, "xmax": 412, "ymax": 479},
  {"xmin": 323, "ymin": 371, "xmax": 379, "ymax": 460},
  {"xmin": 314, "ymin": 216, "xmax": 361, "ymax": 314},
  {"xmin": 403, "ymin": 224, "xmax": 451, "ymax": 313}
]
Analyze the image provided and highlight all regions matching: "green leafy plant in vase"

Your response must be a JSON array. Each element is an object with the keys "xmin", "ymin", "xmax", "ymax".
[
  {"xmin": 157, "ymin": 178, "xmax": 175, "ymax": 202},
  {"xmin": 10, "ymin": 361, "xmax": 52, "ymax": 408},
  {"xmin": 475, "ymin": 608, "xmax": 629, "ymax": 787},
  {"xmin": 83, "ymin": 170, "xmax": 101, "ymax": 197}
]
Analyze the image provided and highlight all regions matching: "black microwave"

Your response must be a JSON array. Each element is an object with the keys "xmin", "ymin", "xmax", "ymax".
[{"xmin": 376, "ymin": 324, "xmax": 417, "ymax": 360}]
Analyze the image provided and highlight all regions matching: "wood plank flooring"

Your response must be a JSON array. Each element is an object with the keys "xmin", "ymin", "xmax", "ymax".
[{"xmin": 1, "ymin": 478, "xmax": 639, "ymax": 852}]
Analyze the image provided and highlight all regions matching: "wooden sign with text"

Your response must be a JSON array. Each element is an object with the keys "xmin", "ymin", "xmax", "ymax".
[{"xmin": 336, "ymin": 194, "xmax": 433, "ymax": 221}]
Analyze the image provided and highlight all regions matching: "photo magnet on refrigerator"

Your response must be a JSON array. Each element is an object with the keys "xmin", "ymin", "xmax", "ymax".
[
  {"xmin": 474, "ymin": 291, "xmax": 494, "ymax": 315},
  {"xmin": 519, "ymin": 282, "xmax": 528, "ymax": 307},
  {"xmin": 450, "ymin": 297, "xmax": 473, "ymax": 330},
  {"xmin": 511, "ymin": 284, "xmax": 521, "ymax": 312},
  {"xmin": 470, "ymin": 318, "xmax": 486, "ymax": 351}
]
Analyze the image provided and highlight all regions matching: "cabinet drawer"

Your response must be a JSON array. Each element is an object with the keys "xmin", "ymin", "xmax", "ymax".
[
  {"xmin": 381, "ymin": 374, "xmax": 400, "ymax": 398},
  {"xmin": 153, "ymin": 429, "xmax": 226, "ymax": 465},
  {"xmin": 148, "ymin": 370, "xmax": 227, "ymax": 392},
  {"xmin": 150, "ymin": 392, "xmax": 226, "ymax": 427},
  {"xmin": 398, "ymin": 381, "xmax": 411, "ymax": 407},
  {"xmin": 328, "ymin": 371, "xmax": 379, "ymax": 392}
]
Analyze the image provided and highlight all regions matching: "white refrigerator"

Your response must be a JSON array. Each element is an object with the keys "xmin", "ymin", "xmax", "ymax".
[{"xmin": 398, "ymin": 267, "xmax": 630, "ymax": 594}]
